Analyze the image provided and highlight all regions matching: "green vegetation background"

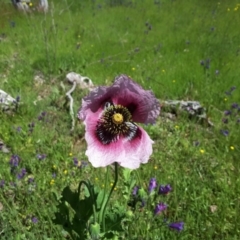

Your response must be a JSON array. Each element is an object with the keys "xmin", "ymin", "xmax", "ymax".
[{"xmin": 0, "ymin": 0, "xmax": 240, "ymax": 239}]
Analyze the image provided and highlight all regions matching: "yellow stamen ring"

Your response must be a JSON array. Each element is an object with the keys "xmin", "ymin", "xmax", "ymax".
[{"xmin": 112, "ymin": 113, "xmax": 123, "ymax": 124}]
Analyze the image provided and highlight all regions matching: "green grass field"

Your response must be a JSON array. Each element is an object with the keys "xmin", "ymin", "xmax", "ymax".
[{"xmin": 1, "ymin": 0, "xmax": 240, "ymax": 239}]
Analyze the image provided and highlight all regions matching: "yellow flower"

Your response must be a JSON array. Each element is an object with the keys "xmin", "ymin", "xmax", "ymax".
[
  {"xmin": 132, "ymin": 67, "xmax": 136, "ymax": 71},
  {"xmin": 175, "ymin": 125, "xmax": 179, "ymax": 129},
  {"xmin": 69, "ymin": 152, "xmax": 72, "ymax": 157},
  {"xmin": 95, "ymin": 177, "xmax": 98, "ymax": 181},
  {"xmin": 114, "ymin": 187, "xmax": 117, "ymax": 191},
  {"xmin": 63, "ymin": 170, "xmax": 68, "ymax": 175},
  {"xmin": 230, "ymin": 146, "xmax": 234, "ymax": 150},
  {"xmin": 53, "ymin": 165, "xmax": 57, "ymax": 169},
  {"xmin": 234, "ymin": 7, "xmax": 238, "ymax": 11},
  {"xmin": 200, "ymin": 149, "xmax": 205, "ymax": 154},
  {"xmin": 162, "ymin": 69, "xmax": 165, "ymax": 73},
  {"xmin": 227, "ymin": 8, "xmax": 230, "ymax": 11},
  {"xmin": 29, "ymin": 2, "xmax": 33, "ymax": 7},
  {"xmin": 50, "ymin": 179, "xmax": 55, "ymax": 185},
  {"xmin": 110, "ymin": 183, "xmax": 113, "ymax": 186},
  {"xmin": 154, "ymin": 166, "xmax": 158, "ymax": 170},
  {"xmin": 172, "ymin": 80, "xmax": 176, "ymax": 83},
  {"xmin": 224, "ymin": 98, "xmax": 227, "ymax": 101}
]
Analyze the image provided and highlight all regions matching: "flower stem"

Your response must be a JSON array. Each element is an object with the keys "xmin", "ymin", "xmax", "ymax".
[
  {"xmin": 78, "ymin": 180, "xmax": 97, "ymax": 224},
  {"xmin": 101, "ymin": 162, "xmax": 118, "ymax": 232}
]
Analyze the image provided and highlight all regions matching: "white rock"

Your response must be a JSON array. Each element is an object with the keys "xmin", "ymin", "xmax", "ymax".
[
  {"xmin": 66, "ymin": 72, "xmax": 94, "ymax": 90},
  {"xmin": 0, "ymin": 89, "xmax": 17, "ymax": 110}
]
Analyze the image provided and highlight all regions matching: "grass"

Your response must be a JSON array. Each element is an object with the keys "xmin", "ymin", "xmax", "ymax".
[{"xmin": 1, "ymin": 0, "xmax": 240, "ymax": 239}]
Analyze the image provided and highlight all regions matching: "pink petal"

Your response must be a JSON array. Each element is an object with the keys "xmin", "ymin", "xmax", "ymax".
[
  {"xmin": 78, "ymin": 75, "xmax": 160, "ymax": 124},
  {"xmin": 83, "ymin": 115, "xmax": 153, "ymax": 169}
]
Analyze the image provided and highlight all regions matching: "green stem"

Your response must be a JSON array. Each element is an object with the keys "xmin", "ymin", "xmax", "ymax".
[
  {"xmin": 102, "ymin": 162, "xmax": 118, "ymax": 232},
  {"xmin": 98, "ymin": 166, "xmax": 109, "ymax": 224},
  {"xmin": 78, "ymin": 180, "xmax": 97, "ymax": 224}
]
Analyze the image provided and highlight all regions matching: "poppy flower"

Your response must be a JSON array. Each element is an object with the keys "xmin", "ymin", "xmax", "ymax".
[{"xmin": 78, "ymin": 75, "xmax": 160, "ymax": 169}]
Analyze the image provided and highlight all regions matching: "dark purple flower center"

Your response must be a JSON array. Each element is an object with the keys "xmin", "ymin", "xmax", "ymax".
[{"xmin": 96, "ymin": 103, "xmax": 141, "ymax": 145}]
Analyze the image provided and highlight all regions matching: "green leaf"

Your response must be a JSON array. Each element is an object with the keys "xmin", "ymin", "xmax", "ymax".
[{"xmin": 122, "ymin": 168, "xmax": 132, "ymax": 181}]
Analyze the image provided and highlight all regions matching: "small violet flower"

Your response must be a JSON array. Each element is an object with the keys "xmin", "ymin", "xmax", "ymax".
[
  {"xmin": 38, "ymin": 112, "xmax": 47, "ymax": 121},
  {"xmin": 78, "ymin": 75, "xmax": 160, "ymax": 169},
  {"xmin": 148, "ymin": 178, "xmax": 157, "ymax": 193},
  {"xmin": 10, "ymin": 155, "xmax": 20, "ymax": 167},
  {"xmin": 17, "ymin": 168, "xmax": 27, "ymax": 180},
  {"xmin": 158, "ymin": 184, "xmax": 172, "ymax": 195},
  {"xmin": 220, "ymin": 130, "xmax": 229, "ymax": 136},
  {"xmin": 231, "ymin": 103, "xmax": 238, "ymax": 109},
  {"xmin": 224, "ymin": 110, "xmax": 231, "ymax": 116},
  {"xmin": 28, "ymin": 177, "xmax": 34, "ymax": 184},
  {"xmin": 37, "ymin": 154, "xmax": 46, "ymax": 160},
  {"xmin": 132, "ymin": 186, "xmax": 139, "ymax": 196},
  {"xmin": 31, "ymin": 217, "xmax": 38, "ymax": 224},
  {"xmin": 169, "ymin": 222, "xmax": 184, "ymax": 232},
  {"xmin": 154, "ymin": 203, "xmax": 167, "ymax": 215}
]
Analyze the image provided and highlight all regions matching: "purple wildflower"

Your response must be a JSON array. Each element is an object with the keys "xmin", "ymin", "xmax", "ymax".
[
  {"xmin": 10, "ymin": 155, "xmax": 20, "ymax": 167},
  {"xmin": 28, "ymin": 177, "xmax": 34, "ymax": 184},
  {"xmin": 169, "ymin": 222, "xmax": 184, "ymax": 232},
  {"xmin": 17, "ymin": 168, "xmax": 27, "ymax": 180},
  {"xmin": 226, "ymin": 86, "xmax": 236, "ymax": 95},
  {"xmin": 215, "ymin": 70, "xmax": 219, "ymax": 75},
  {"xmin": 16, "ymin": 126, "xmax": 22, "ymax": 132},
  {"xmin": 73, "ymin": 157, "xmax": 78, "ymax": 166},
  {"xmin": 36, "ymin": 154, "xmax": 46, "ymax": 160},
  {"xmin": 31, "ymin": 217, "xmax": 38, "ymax": 224},
  {"xmin": 148, "ymin": 178, "xmax": 157, "ymax": 193},
  {"xmin": 73, "ymin": 158, "xmax": 88, "ymax": 168},
  {"xmin": 154, "ymin": 203, "xmax": 167, "ymax": 215},
  {"xmin": 220, "ymin": 130, "xmax": 229, "ymax": 136},
  {"xmin": 231, "ymin": 103, "xmax": 238, "ymax": 109},
  {"xmin": 224, "ymin": 110, "xmax": 231, "ymax": 116},
  {"xmin": 132, "ymin": 186, "xmax": 139, "ymax": 196},
  {"xmin": 52, "ymin": 173, "xmax": 56, "ymax": 178},
  {"xmin": 158, "ymin": 184, "xmax": 172, "ymax": 195},
  {"xmin": 38, "ymin": 112, "xmax": 47, "ymax": 121}
]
